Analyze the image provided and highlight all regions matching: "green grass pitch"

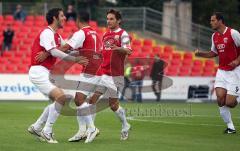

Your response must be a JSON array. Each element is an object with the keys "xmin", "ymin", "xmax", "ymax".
[{"xmin": 0, "ymin": 101, "xmax": 240, "ymax": 151}]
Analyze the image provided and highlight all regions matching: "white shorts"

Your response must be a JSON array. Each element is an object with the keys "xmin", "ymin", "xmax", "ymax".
[
  {"xmin": 214, "ymin": 67, "xmax": 240, "ymax": 96},
  {"xmin": 76, "ymin": 73, "xmax": 101, "ymax": 96},
  {"xmin": 97, "ymin": 74, "xmax": 124, "ymax": 98},
  {"xmin": 29, "ymin": 66, "xmax": 56, "ymax": 96}
]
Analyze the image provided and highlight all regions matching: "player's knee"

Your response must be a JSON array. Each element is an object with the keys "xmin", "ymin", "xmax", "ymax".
[
  {"xmin": 109, "ymin": 100, "xmax": 119, "ymax": 111},
  {"xmin": 225, "ymin": 101, "xmax": 237, "ymax": 108}
]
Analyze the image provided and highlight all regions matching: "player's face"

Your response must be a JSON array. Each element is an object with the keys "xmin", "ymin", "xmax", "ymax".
[
  {"xmin": 107, "ymin": 13, "xmax": 120, "ymax": 30},
  {"xmin": 56, "ymin": 11, "xmax": 66, "ymax": 28},
  {"xmin": 210, "ymin": 15, "xmax": 220, "ymax": 30}
]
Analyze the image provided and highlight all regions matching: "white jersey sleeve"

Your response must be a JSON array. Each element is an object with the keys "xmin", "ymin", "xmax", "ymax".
[
  {"xmin": 231, "ymin": 29, "xmax": 240, "ymax": 47},
  {"xmin": 40, "ymin": 29, "xmax": 56, "ymax": 51},
  {"xmin": 59, "ymin": 35, "xmax": 66, "ymax": 46},
  {"xmin": 211, "ymin": 33, "xmax": 218, "ymax": 54},
  {"xmin": 66, "ymin": 30, "xmax": 85, "ymax": 49},
  {"xmin": 121, "ymin": 31, "xmax": 132, "ymax": 50}
]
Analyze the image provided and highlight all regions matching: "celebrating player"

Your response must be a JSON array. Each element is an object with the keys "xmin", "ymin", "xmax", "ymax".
[{"xmin": 27, "ymin": 8, "xmax": 88, "ymax": 143}]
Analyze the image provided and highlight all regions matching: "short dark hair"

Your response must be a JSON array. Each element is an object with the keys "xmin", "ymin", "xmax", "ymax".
[
  {"xmin": 212, "ymin": 12, "xmax": 225, "ymax": 24},
  {"xmin": 78, "ymin": 11, "xmax": 90, "ymax": 23},
  {"xmin": 106, "ymin": 9, "xmax": 122, "ymax": 21},
  {"xmin": 46, "ymin": 8, "xmax": 63, "ymax": 25}
]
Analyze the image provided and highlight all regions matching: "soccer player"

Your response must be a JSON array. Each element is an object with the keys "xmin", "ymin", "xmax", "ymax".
[
  {"xmin": 35, "ymin": 11, "xmax": 102, "ymax": 143},
  {"xmin": 195, "ymin": 12, "xmax": 240, "ymax": 133},
  {"xmin": 87, "ymin": 9, "xmax": 132, "ymax": 140},
  {"xmin": 27, "ymin": 8, "xmax": 88, "ymax": 143},
  {"xmin": 61, "ymin": 11, "xmax": 102, "ymax": 143}
]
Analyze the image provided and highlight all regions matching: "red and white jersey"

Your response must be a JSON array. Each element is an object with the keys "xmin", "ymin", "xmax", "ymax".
[
  {"xmin": 211, "ymin": 27, "xmax": 240, "ymax": 70},
  {"xmin": 31, "ymin": 26, "xmax": 63, "ymax": 70},
  {"xmin": 101, "ymin": 28, "xmax": 132, "ymax": 76},
  {"xmin": 67, "ymin": 26, "xmax": 102, "ymax": 75}
]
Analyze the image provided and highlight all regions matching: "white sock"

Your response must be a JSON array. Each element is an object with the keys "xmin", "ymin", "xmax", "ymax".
[
  {"xmin": 219, "ymin": 106, "xmax": 235, "ymax": 130},
  {"xmin": 33, "ymin": 105, "xmax": 50, "ymax": 130},
  {"xmin": 92, "ymin": 113, "xmax": 96, "ymax": 122},
  {"xmin": 115, "ymin": 106, "xmax": 128, "ymax": 129},
  {"xmin": 237, "ymin": 96, "xmax": 240, "ymax": 103},
  {"xmin": 77, "ymin": 102, "xmax": 95, "ymax": 132},
  {"xmin": 77, "ymin": 110, "xmax": 86, "ymax": 133},
  {"xmin": 43, "ymin": 102, "xmax": 62, "ymax": 134}
]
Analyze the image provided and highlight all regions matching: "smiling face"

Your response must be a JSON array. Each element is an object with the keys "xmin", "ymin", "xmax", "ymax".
[
  {"xmin": 107, "ymin": 13, "xmax": 120, "ymax": 30},
  {"xmin": 55, "ymin": 10, "xmax": 66, "ymax": 29}
]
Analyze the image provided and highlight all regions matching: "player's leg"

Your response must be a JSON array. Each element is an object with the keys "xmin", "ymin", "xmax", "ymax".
[
  {"xmin": 68, "ymin": 92, "xmax": 88, "ymax": 142},
  {"xmin": 216, "ymin": 88, "xmax": 236, "ymax": 133},
  {"xmin": 27, "ymin": 66, "xmax": 58, "ymax": 140},
  {"xmin": 109, "ymin": 98, "xmax": 131, "ymax": 140},
  {"xmin": 40, "ymin": 87, "xmax": 66, "ymax": 143}
]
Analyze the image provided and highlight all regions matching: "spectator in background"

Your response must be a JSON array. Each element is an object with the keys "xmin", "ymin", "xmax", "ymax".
[
  {"xmin": 13, "ymin": 4, "xmax": 26, "ymax": 22},
  {"xmin": 120, "ymin": 62, "xmax": 132, "ymax": 101},
  {"xmin": 131, "ymin": 59, "xmax": 148, "ymax": 103},
  {"xmin": 150, "ymin": 55, "xmax": 164, "ymax": 102},
  {"xmin": 65, "ymin": 4, "xmax": 77, "ymax": 21},
  {"xmin": 1, "ymin": 24, "xmax": 14, "ymax": 54}
]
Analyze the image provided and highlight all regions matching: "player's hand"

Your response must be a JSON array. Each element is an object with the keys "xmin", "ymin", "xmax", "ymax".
[
  {"xmin": 35, "ymin": 51, "xmax": 50, "ymax": 62},
  {"xmin": 75, "ymin": 56, "xmax": 89, "ymax": 66},
  {"xmin": 228, "ymin": 59, "xmax": 240, "ymax": 67},
  {"xmin": 194, "ymin": 49, "xmax": 200, "ymax": 56},
  {"xmin": 110, "ymin": 44, "xmax": 119, "ymax": 50}
]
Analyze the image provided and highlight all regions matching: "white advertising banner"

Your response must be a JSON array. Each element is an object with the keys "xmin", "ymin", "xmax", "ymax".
[
  {"xmin": 0, "ymin": 74, "xmax": 48, "ymax": 100},
  {"xmin": 0, "ymin": 74, "xmax": 216, "ymax": 101},
  {"xmin": 143, "ymin": 76, "xmax": 216, "ymax": 100}
]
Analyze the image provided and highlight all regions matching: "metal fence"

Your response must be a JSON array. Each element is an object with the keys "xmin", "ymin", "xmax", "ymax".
[
  {"xmin": 0, "ymin": 2, "xmax": 212, "ymax": 50},
  {"xmin": 94, "ymin": 7, "xmax": 213, "ymax": 50},
  {"xmin": 0, "ymin": 2, "xmax": 63, "ymax": 16}
]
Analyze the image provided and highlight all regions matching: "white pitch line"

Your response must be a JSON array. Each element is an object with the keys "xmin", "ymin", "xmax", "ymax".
[{"xmin": 127, "ymin": 117, "xmax": 225, "ymax": 127}]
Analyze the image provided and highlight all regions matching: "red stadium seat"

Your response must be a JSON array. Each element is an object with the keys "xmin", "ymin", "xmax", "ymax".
[
  {"xmin": 66, "ymin": 20, "xmax": 76, "ymax": 26},
  {"xmin": 24, "ymin": 20, "xmax": 34, "ymax": 26},
  {"xmin": 143, "ymin": 39, "xmax": 152, "ymax": 46},
  {"xmin": 171, "ymin": 59, "xmax": 181, "ymax": 66},
  {"xmin": 5, "ymin": 65, "xmax": 16, "ymax": 73},
  {"xmin": 35, "ymin": 15, "xmax": 45, "ymax": 21},
  {"xmin": 141, "ymin": 46, "xmax": 152, "ymax": 53},
  {"xmin": 163, "ymin": 45, "xmax": 173, "ymax": 54},
  {"xmin": 193, "ymin": 59, "xmax": 203, "ymax": 67},
  {"xmin": 0, "ymin": 58, "xmax": 8, "ymax": 65},
  {"xmin": 35, "ymin": 21, "xmax": 45, "ymax": 27},
  {"xmin": 183, "ymin": 52, "xmax": 193, "ymax": 60},
  {"xmin": 179, "ymin": 67, "xmax": 190, "ymax": 76},
  {"xmin": 132, "ymin": 39, "xmax": 142, "ymax": 46},
  {"xmin": 152, "ymin": 46, "xmax": 162, "ymax": 54},
  {"xmin": 205, "ymin": 59, "xmax": 215, "ymax": 67},
  {"xmin": 131, "ymin": 45, "xmax": 142, "ymax": 52},
  {"xmin": 172, "ymin": 52, "xmax": 181, "ymax": 60},
  {"xmin": 17, "ymin": 66, "xmax": 29, "ymax": 73},
  {"xmin": 2, "ymin": 51, "xmax": 14, "ymax": 58},
  {"xmin": 202, "ymin": 71, "xmax": 214, "ymax": 77},
  {"xmin": 26, "ymin": 15, "xmax": 35, "ymax": 21},
  {"xmin": 5, "ymin": 15, "xmax": 14, "ymax": 21},
  {"xmin": 0, "ymin": 15, "xmax": 3, "ymax": 22}
]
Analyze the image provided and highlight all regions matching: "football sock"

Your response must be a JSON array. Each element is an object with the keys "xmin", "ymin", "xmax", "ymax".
[
  {"xmin": 219, "ymin": 106, "xmax": 235, "ymax": 130},
  {"xmin": 43, "ymin": 102, "xmax": 62, "ymax": 134}
]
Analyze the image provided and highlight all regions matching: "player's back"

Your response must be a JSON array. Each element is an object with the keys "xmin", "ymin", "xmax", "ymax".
[{"xmin": 78, "ymin": 26, "xmax": 103, "ymax": 75}]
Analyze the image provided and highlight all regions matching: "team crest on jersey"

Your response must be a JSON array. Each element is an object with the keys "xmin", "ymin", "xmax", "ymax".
[
  {"xmin": 223, "ymin": 38, "xmax": 228, "ymax": 43},
  {"xmin": 114, "ymin": 35, "xmax": 120, "ymax": 40}
]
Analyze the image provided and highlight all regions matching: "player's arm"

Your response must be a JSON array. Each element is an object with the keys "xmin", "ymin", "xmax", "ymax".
[
  {"xmin": 112, "ymin": 31, "xmax": 132, "ymax": 55},
  {"xmin": 195, "ymin": 33, "xmax": 218, "ymax": 58},
  {"xmin": 49, "ymin": 48, "xmax": 88, "ymax": 65},
  {"xmin": 195, "ymin": 49, "xmax": 217, "ymax": 58},
  {"xmin": 111, "ymin": 46, "xmax": 132, "ymax": 55},
  {"xmin": 228, "ymin": 29, "xmax": 240, "ymax": 67}
]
